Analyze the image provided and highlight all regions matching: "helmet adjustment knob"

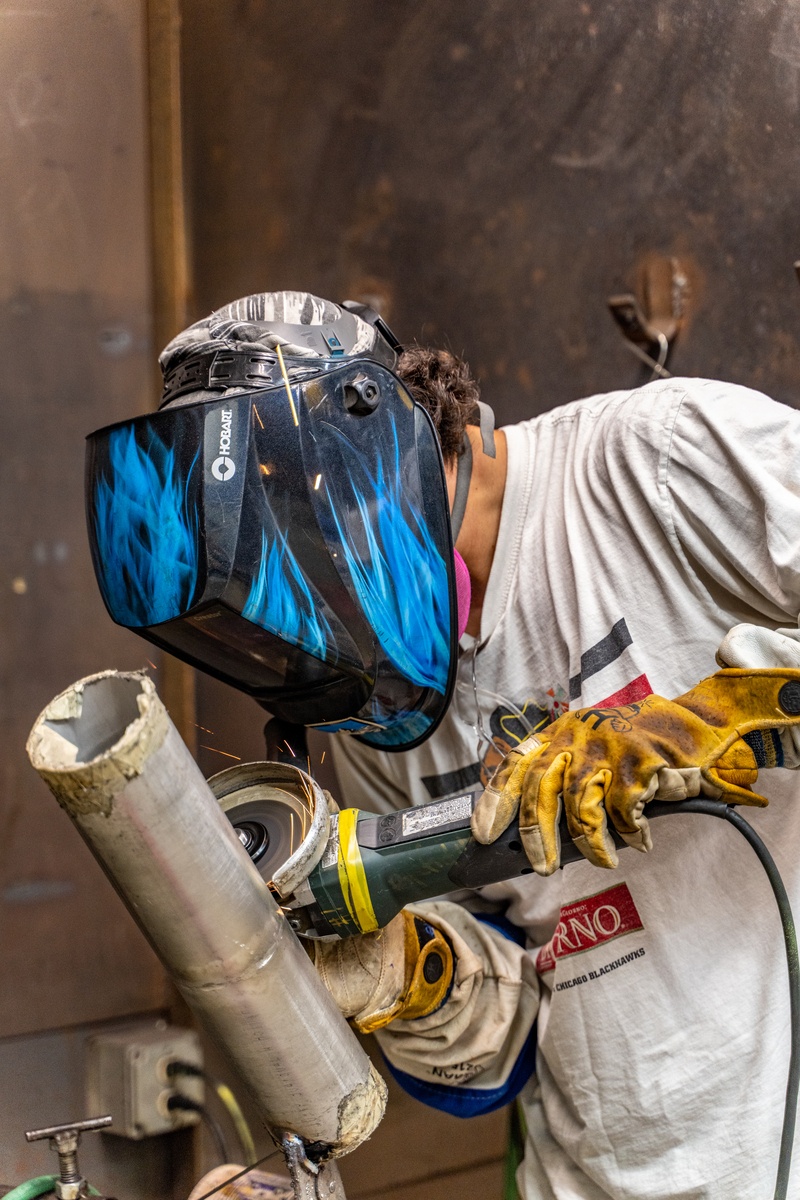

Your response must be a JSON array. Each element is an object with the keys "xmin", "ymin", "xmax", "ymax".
[{"xmin": 344, "ymin": 374, "xmax": 381, "ymax": 415}]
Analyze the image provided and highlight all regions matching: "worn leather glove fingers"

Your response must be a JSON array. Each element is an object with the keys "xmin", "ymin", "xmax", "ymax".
[
  {"xmin": 518, "ymin": 751, "xmax": 645, "ymax": 875},
  {"xmin": 529, "ymin": 754, "xmax": 659, "ymax": 873},
  {"xmin": 562, "ymin": 765, "xmax": 620, "ymax": 871},
  {"xmin": 517, "ymin": 750, "xmax": 569, "ymax": 876},
  {"xmin": 477, "ymin": 668, "xmax": 800, "ymax": 876},
  {"xmin": 704, "ymin": 740, "xmax": 765, "ymax": 806},
  {"xmin": 471, "ymin": 737, "xmax": 547, "ymax": 844},
  {"xmin": 602, "ymin": 773, "xmax": 658, "ymax": 857}
]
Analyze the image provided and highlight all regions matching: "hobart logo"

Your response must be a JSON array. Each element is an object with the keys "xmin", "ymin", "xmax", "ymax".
[
  {"xmin": 536, "ymin": 882, "xmax": 644, "ymax": 975},
  {"xmin": 211, "ymin": 409, "xmax": 235, "ymax": 480},
  {"xmin": 212, "ymin": 456, "xmax": 235, "ymax": 481}
]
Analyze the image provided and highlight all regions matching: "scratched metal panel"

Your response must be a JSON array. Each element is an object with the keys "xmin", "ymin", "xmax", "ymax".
[
  {"xmin": 181, "ymin": 0, "xmax": 800, "ymax": 432},
  {"xmin": 0, "ymin": 2, "xmax": 169, "ymax": 1038}
]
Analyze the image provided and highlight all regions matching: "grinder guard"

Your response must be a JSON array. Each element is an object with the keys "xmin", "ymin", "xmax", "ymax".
[{"xmin": 86, "ymin": 360, "xmax": 457, "ymax": 751}]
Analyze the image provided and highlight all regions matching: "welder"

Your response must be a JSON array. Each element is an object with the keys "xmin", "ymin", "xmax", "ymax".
[
  {"xmin": 88, "ymin": 291, "xmax": 800, "ymax": 1199},
  {"xmin": 317, "ymin": 328, "xmax": 800, "ymax": 1200}
]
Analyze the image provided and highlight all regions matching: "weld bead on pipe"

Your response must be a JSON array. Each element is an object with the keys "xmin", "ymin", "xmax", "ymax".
[{"xmin": 26, "ymin": 670, "xmax": 386, "ymax": 1156}]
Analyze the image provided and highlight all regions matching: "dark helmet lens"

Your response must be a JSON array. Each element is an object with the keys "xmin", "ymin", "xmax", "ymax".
[{"xmin": 86, "ymin": 360, "xmax": 456, "ymax": 749}]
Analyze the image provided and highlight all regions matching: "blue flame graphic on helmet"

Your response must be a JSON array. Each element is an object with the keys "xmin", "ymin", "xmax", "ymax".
[
  {"xmin": 326, "ymin": 420, "xmax": 450, "ymax": 695},
  {"xmin": 243, "ymin": 529, "xmax": 334, "ymax": 661},
  {"xmin": 93, "ymin": 426, "xmax": 200, "ymax": 627}
]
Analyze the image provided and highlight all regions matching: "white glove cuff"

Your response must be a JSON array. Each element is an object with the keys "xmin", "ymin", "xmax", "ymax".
[{"xmin": 716, "ymin": 623, "xmax": 800, "ymax": 670}]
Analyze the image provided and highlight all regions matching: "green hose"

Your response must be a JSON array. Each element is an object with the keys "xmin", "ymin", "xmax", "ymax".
[
  {"xmin": 3, "ymin": 1177, "xmax": 99, "ymax": 1200},
  {"xmin": 2, "ymin": 1177, "xmax": 58, "ymax": 1200}
]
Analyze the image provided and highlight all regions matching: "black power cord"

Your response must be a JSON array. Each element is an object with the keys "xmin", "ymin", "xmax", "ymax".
[
  {"xmin": 657, "ymin": 800, "xmax": 799, "ymax": 1200},
  {"xmin": 167, "ymin": 1061, "xmax": 257, "ymax": 1166},
  {"xmin": 166, "ymin": 1094, "xmax": 231, "ymax": 1166}
]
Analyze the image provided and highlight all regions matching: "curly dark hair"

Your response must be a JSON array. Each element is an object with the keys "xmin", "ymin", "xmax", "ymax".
[{"xmin": 395, "ymin": 344, "xmax": 480, "ymax": 464}]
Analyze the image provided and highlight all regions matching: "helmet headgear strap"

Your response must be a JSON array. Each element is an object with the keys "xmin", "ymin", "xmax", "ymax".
[{"xmin": 450, "ymin": 400, "xmax": 495, "ymax": 542}]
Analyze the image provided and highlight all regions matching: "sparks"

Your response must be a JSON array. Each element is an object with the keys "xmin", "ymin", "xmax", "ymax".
[
  {"xmin": 252, "ymin": 403, "xmax": 264, "ymax": 429},
  {"xmin": 320, "ymin": 750, "xmax": 326, "ymax": 765},
  {"xmin": 275, "ymin": 343, "xmax": 300, "ymax": 427},
  {"xmin": 259, "ymin": 463, "xmax": 271, "ymax": 476},
  {"xmin": 145, "ymin": 658, "xmax": 158, "ymax": 671},
  {"xmin": 314, "ymin": 473, "xmax": 322, "ymax": 490},
  {"xmin": 200, "ymin": 745, "xmax": 241, "ymax": 761},
  {"xmin": 194, "ymin": 723, "xmax": 214, "ymax": 735}
]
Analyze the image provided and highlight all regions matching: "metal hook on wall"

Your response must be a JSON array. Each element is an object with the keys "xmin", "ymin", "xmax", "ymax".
[{"xmin": 608, "ymin": 255, "xmax": 688, "ymax": 380}]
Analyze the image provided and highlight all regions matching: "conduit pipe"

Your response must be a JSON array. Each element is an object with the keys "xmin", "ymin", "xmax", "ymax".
[{"xmin": 26, "ymin": 670, "xmax": 386, "ymax": 1157}]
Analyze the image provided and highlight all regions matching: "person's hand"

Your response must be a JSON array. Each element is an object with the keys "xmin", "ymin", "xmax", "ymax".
[
  {"xmin": 471, "ymin": 668, "xmax": 800, "ymax": 875},
  {"xmin": 313, "ymin": 909, "xmax": 454, "ymax": 1033}
]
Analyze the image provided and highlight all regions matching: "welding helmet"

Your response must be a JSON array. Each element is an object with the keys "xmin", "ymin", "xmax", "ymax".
[{"xmin": 85, "ymin": 292, "xmax": 458, "ymax": 750}]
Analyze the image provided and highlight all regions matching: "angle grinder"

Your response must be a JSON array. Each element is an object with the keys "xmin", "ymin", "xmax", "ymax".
[{"xmin": 210, "ymin": 760, "xmax": 680, "ymax": 939}]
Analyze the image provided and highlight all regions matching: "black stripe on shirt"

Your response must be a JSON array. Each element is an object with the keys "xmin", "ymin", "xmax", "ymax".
[
  {"xmin": 422, "ymin": 761, "xmax": 483, "ymax": 800},
  {"xmin": 569, "ymin": 618, "xmax": 632, "ymax": 702}
]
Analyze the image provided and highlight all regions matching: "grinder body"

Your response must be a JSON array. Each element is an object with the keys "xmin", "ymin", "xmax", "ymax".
[
  {"xmin": 211, "ymin": 765, "xmax": 651, "ymax": 940},
  {"xmin": 299, "ymin": 794, "xmax": 486, "ymax": 937}
]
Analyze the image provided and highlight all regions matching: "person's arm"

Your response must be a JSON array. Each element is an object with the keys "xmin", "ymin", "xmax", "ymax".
[
  {"xmin": 667, "ymin": 380, "xmax": 800, "ymax": 765},
  {"xmin": 662, "ymin": 379, "xmax": 800, "ymax": 629},
  {"xmin": 322, "ymin": 735, "xmax": 540, "ymax": 1113},
  {"xmin": 315, "ymin": 899, "xmax": 540, "ymax": 1116},
  {"xmin": 473, "ymin": 381, "xmax": 800, "ymax": 872}
]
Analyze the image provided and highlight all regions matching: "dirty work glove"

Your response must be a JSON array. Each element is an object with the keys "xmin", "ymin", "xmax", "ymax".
[
  {"xmin": 313, "ymin": 909, "xmax": 454, "ymax": 1034},
  {"xmin": 717, "ymin": 625, "xmax": 800, "ymax": 769},
  {"xmin": 472, "ymin": 668, "xmax": 800, "ymax": 875}
]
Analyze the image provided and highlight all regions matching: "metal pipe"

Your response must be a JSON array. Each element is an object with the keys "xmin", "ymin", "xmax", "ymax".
[{"xmin": 26, "ymin": 670, "xmax": 386, "ymax": 1157}]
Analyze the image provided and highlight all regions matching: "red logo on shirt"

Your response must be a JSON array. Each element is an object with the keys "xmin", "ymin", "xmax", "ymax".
[
  {"xmin": 596, "ymin": 673, "xmax": 652, "ymax": 708},
  {"xmin": 536, "ymin": 883, "xmax": 644, "ymax": 975}
]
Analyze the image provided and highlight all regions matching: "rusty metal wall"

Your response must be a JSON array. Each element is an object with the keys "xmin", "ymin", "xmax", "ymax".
[{"xmin": 181, "ymin": 0, "xmax": 800, "ymax": 433}]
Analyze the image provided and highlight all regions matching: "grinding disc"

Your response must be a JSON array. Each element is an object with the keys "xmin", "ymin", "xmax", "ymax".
[{"xmin": 210, "ymin": 765, "xmax": 315, "ymax": 883}]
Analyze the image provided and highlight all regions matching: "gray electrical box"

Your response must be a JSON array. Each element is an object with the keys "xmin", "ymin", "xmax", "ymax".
[{"xmin": 86, "ymin": 1022, "xmax": 203, "ymax": 1139}]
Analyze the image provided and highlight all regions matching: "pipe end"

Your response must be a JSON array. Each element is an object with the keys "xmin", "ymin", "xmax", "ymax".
[
  {"xmin": 27, "ymin": 670, "xmax": 169, "ymax": 815},
  {"xmin": 331, "ymin": 1063, "xmax": 388, "ymax": 1157}
]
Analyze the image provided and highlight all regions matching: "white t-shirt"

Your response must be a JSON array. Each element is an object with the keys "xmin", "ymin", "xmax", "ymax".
[{"xmin": 331, "ymin": 377, "xmax": 800, "ymax": 1199}]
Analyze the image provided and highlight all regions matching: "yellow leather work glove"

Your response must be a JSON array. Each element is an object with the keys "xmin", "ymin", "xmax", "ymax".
[
  {"xmin": 313, "ymin": 909, "xmax": 454, "ymax": 1034},
  {"xmin": 471, "ymin": 668, "xmax": 800, "ymax": 875}
]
